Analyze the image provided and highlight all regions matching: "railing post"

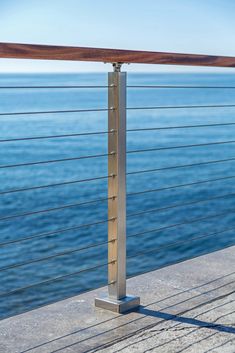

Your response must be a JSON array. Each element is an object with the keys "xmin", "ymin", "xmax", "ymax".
[{"xmin": 95, "ymin": 63, "xmax": 140, "ymax": 313}]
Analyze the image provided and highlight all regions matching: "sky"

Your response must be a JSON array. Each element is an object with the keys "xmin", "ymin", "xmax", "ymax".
[{"xmin": 0, "ymin": 0, "xmax": 235, "ymax": 72}]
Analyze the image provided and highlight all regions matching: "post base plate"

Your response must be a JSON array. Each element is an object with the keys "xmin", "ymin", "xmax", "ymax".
[{"xmin": 95, "ymin": 295, "xmax": 140, "ymax": 313}]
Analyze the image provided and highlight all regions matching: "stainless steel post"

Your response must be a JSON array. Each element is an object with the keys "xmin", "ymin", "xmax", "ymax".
[{"xmin": 95, "ymin": 63, "xmax": 140, "ymax": 313}]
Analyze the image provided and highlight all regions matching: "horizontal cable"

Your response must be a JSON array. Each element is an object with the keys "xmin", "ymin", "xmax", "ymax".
[
  {"xmin": 127, "ymin": 191, "xmax": 235, "ymax": 218},
  {"xmin": 127, "ymin": 139, "xmax": 235, "ymax": 155},
  {"xmin": 127, "ymin": 104, "xmax": 235, "ymax": 111},
  {"xmin": 127, "ymin": 224, "xmax": 235, "ymax": 259},
  {"xmin": 0, "ymin": 239, "xmax": 112, "ymax": 272},
  {"xmin": 0, "ymin": 218, "xmax": 115, "ymax": 247},
  {"xmin": 0, "ymin": 152, "xmax": 111, "ymax": 169},
  {"xmin": 0, "ymin": 108, "xmax": 111, "ymax": 116},
  {"xmin": 127, "ymin": 122, "xmax": 235, "ymax": 132},
  {"xmin": 128, "ymin": 174, "xmax": 235, "ymax": 197},
  {"xmin": 0, "ymin": 175, "xmax": 112, "ymax": 196},
  {"xmin": 1, "ymin": 157, "xmax": 233, "ymax": 196},
  {"xmin": 127, "ymin": 208, "xmax": 235, "ymax": 240},
  {"xmin": 5, "ymin": 177, "xmax": 233, "ymax": 222},
  {"xmin": 127, "ymin": 85, "xmax": 235, "ymax": 89},
  {"xmin": 0, "ymin": 195, "xmax": 115, "ymax": 223},
  {"xmin": 127, "ymin": 156, "xmax": 235, "ymax": 176},
  {"xmin": 9, "ymin": 85, "xmax": 235, "ymax": 90},
  {"xmin": 1, "ymin": 105, "xmax": 233, "ymax": 117},
  {"xmin": 0, "ymin": 260, "xmax": 116, "ymax": 298},
  {"xmin": 0, "ymin": 85, "xmax": 110, "ymax": 89},
  {"xmin": 0, "ymin": 130, "xmax": 113, "ymax": 143}
]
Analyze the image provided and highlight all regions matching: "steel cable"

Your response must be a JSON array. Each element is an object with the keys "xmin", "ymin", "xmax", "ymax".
[
  {"xmin": 0, "ymin": 195, "xmax": 115, "ymax": 223},
  {"xmin": 127, "ymin": 139, "xmax": 235, "ymax": 155},
  {"xmin": 127, "ymin": 85, "xmax": 235, "ymax": 89},
  {"xmin": 127, "ymin": 209, "xmax": 235, "ymax": 240},
  {"xmin": 0, "ymin": 153, "xmax": 112, "ymax": 169},
  {"xmin": 0, "ymin": 217, "xmax": 115, "ymax": 247},
  {"xmin": 0, "ymin": 175, "xmax": 113, "ymax": 196},
  {"xmin": 127, "ymin": 122, "xmax": 235, "ymax": 132},
  {"xmin": 127, "ymin": 104, "xmax": 235, "ymax": 111},
  {"xmin": 0, "ymin": 130, "xmax": 113, "ymax": 143},
  {"xmin": 0, "ymin": 240, "xmax": 112, "ymax": 272},
  {"xmin": 0, "ymin": 261, "xmax": 116, "ymax": 298},
  {"xmin": 127, "ymin": 225, "xmax": 235, "ymax": 259},
  {"xmin": 127, "ymin": 156, "xmax": 235, "ymax": 176},
  {"xmin": 0, "ymin": 108, "xmax": 111, "ymax": 116},
  {"xmin": 128, "ymin": 174, "xmax": 235, "ymax": 197},
  {"xmin": 127, "ymin": 191, "xmax": 235, "ymax": 218}
]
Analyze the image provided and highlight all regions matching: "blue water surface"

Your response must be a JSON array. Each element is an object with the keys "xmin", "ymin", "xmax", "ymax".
[{"xmin": 1, "ymin": 72, "xmax": 235, "ymax": 319}]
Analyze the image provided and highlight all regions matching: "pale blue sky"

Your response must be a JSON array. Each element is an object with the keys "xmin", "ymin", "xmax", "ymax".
[{"xmin": 1, "ymin": 0, "xmax": 235, "ymax": 72}]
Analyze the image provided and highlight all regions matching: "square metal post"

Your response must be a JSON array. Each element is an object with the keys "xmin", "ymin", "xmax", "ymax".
[{"xmin": 95, "ymin": 64, "xmax": 140, "ymax": 313}]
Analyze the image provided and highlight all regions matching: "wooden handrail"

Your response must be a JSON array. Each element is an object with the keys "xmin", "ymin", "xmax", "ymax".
[{"xmin": 0, "ymin": 42, "xmax": 235, "ymax": 67}]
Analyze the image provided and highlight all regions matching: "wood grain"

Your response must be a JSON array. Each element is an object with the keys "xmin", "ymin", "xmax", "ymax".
[{"xmin": 0, "ymin": 42, "xmax": 235, "ymax": 67}]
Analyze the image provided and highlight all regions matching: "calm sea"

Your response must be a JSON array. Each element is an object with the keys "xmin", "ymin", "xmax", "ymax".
[{"xmin": 1, "ymin": 72, "xmax": 235, "ymax": 319}]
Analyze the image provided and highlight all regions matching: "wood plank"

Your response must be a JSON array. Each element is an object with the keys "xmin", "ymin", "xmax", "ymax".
[{"xmin": 0, "ymin": 42, "xmax": 235, "ymax": 67}]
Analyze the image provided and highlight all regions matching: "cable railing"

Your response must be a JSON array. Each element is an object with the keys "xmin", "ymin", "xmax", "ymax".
[
  {"xmin": 128, "ymin": 85, "xmax": 235, "ymax": 89},
  {"xmin": 2, "ymin": 174, "xmax": 235, "ymax": 223},
  {"xmin": 127, "ymin": 174, "xmax": 235, "ymax": 197},
  {"xmin": 127, "ymin": 104, "xmax": 235, "ymax": 110},
  {"xmin": 0, "ymin": 261, "xmax": 116, "ymax": 299},
  {"xmin": 0, "ymin": 218, "xmax": 115, "ymax": 248},
  {"xmin": 0, "ymin": 152, "xmax": 112, "ymax": 169},
  {"xmin": 0, "ymin": 107, "xmax": 111, "ymax": 116},
  {"xmin": 1, "ymin": 43, "xmax": 235, "ymax": 318},
  {"xmin": 0, "ymin": 85, "xmax": 110, "ymax": 89},
  {"xmin": 0, "ymin": 209, "xmax": 234, "ymax": 275},
  {"xmin": 0, "ymin": 130, "xmax": 112, "ymax": 143}
]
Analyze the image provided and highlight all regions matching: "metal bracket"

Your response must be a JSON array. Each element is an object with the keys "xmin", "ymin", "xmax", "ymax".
[{"xmin": 112, "ymin": 62, "xmax": 123, "ymax": 72}]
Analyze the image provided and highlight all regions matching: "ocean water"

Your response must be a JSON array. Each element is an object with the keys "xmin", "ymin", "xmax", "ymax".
[{"xmin": 1, "ymin": 72, "xmax": 235, "ymax": 319}]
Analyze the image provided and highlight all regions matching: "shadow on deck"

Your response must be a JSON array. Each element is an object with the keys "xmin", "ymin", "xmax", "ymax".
[{"xmin": 1, "ymin": 246, "xmax": 235, "ymax": 353}]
